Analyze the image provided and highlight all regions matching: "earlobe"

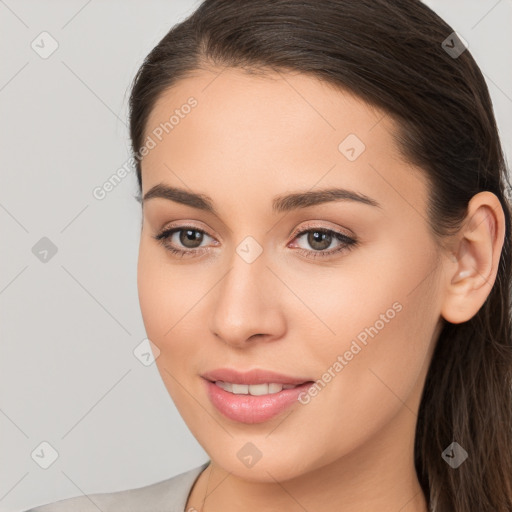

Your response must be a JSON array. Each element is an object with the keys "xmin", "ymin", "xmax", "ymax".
[{"xmin": 441, "ymin": 191, "xmax": 505, "ymax": 324}]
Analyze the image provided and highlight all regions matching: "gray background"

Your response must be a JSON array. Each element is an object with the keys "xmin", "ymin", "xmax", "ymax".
[{"xmin": 1, "ymin": 1, "xmax": 511, "ymax": 511}]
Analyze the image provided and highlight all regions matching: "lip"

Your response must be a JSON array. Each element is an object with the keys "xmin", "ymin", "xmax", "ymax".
[
  {"xmin": 201, "ymin": 368, "xmax": 315, "ymax": 424},
  {"xmin": 201, "ymin": 368, "xmax": 311, "ymax": 386}
]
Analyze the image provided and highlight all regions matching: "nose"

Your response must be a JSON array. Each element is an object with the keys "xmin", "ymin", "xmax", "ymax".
[{"xmin": 208, "ymin": 246, "xmax": 287, "ymax": 348}]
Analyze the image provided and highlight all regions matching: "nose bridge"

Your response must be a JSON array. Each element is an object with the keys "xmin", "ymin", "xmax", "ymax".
[{"xmin": 209, "ymin": 236, "xmax": 285, "ymax": 346}]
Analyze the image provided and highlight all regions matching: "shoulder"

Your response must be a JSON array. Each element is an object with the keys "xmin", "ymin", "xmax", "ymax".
[{"xmin": 23, "ymin": 461, "xmax": 209, "ymax": 512}]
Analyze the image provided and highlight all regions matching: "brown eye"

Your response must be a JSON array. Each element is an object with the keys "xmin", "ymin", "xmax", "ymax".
[
  {"xmin": 153, "ymin": 225, "xmax": 215, "ymax": 257},
  {"xmin": 291, "ymin": 226, "xmax": 357, "ymax": 260}
]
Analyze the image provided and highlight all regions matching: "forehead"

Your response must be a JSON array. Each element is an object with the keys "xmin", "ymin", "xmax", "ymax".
[
  {"xmin": 140, "ymin": 67, "xmax": 429, "ymax": 218},
  {"xmin": 144, "ymin": 66, "xmax": 387, "ymax": 148}
]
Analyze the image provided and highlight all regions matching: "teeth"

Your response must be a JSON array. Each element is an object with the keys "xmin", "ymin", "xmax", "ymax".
[
  {"xmin": 269, "ymin": 383, "xmax": 283, "ymax": 393},
  {"xmin": 214, "ymin": 381, "xmax": 298, "ymax": 395}
]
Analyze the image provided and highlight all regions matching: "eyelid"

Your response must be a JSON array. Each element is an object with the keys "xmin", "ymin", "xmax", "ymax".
[
  {"xmin": 288, "ymin": 220, "xmax": 355, "ymax": 241},
  {"xmin": 158, "ymin": 220, "xmax": 353, "ymax": 245}
]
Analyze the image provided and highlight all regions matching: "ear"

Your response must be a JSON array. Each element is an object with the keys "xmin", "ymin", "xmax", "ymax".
[{"xmin": 441, "ymin": 191, "xmax": 506, "ymax": 324}]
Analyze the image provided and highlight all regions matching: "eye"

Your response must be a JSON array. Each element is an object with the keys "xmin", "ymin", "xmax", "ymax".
[
  {"xmin": 289, "ymin": 225, "xmax": 357, "ymax": 259},
  {"xmin": 153, "ymin": 225, "xmax": 216, "ymax": 258},
  {"xmin": 153, "ymin": 223, "xmax": 358, "ymax": 260}
]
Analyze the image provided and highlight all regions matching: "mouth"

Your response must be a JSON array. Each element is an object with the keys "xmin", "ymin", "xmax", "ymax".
[{"xmin": 201, "ymin": 368, "xmax": 315, "ymax": 424}]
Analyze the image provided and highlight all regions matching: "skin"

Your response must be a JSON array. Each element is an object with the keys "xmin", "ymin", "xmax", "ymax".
[{"xmin": 136, "ymin": 66, "xmax": 505, "ymax": 512}]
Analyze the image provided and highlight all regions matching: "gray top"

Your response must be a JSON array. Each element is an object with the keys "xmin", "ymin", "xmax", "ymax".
[{"xmin": 24, "ymin": 461, "xmax": 210, "ymax": 512}]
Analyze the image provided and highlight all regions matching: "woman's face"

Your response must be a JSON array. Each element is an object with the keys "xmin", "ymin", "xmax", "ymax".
[{"xmin": 137, "ymin": 67, "xmax": 446, "ymax": 481}]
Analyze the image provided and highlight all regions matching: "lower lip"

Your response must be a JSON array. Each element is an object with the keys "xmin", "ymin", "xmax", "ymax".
[{"xmin": 204, "ymin": 379, "xmax": 314, "ymax": 424}]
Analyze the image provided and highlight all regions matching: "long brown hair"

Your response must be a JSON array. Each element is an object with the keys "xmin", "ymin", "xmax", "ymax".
[{"xmin": 128, "ymin": 1, "xmax": 512, "ymax": 510}]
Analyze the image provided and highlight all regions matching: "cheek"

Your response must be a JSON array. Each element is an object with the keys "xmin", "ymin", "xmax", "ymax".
[
  {"xmin": 137, "ymin": 237, "xmax": 215, "ymax": 386},
  {"xmin": 294, "ymin": 235, "xmax": 440, "ymax": 425},
  {"xmin": 138, "ymin": 238, "xmax": 198, "ymax": 343},
  {"xmin": 315, "ymin": 290, "xmax": 438, "ymax": 461},
  {"xmin": 137, "ymin": 241, "xmax": 203, "ymax": 412},
  {"xmin": 137, "ymin": 244, "xmax": 168, "ymax": 342}
]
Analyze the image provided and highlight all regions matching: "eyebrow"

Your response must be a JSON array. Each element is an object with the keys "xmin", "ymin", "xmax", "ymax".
[{"xmin": 142, "ymin": 183, "xmax": 381, "ymax": 214}]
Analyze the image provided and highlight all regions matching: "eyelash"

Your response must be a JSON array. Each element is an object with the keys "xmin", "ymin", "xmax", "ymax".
[{"xmin": 153, "ymin": 224, "xmax": 358, "ymax": 260}]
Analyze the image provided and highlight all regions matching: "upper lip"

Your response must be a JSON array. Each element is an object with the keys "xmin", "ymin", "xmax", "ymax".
[{"xmin": 202, "ymin": 368, "xmax": 313, "ymax": 386}]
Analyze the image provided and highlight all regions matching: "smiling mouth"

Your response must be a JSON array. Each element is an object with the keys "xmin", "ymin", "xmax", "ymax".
[{"xmin": 203, "ymin": 377, "xmax": 316, "ymax": 424}]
